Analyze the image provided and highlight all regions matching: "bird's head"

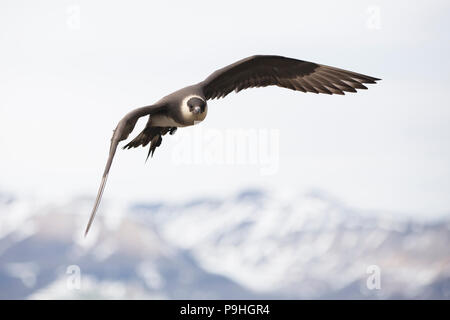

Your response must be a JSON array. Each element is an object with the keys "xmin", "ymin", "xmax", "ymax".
[
  {"xmin": 178, "ymin": 95, "xmax": 208, "ymax": 125},
  {"xmin": 187, "ymin": 97, "xmax": 207, "ymax": 115}
]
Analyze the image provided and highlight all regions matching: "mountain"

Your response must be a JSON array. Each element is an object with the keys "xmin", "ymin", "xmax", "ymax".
[{"xmin": 0, "ymin": 189, "xmax": 449, "ymax": 299}]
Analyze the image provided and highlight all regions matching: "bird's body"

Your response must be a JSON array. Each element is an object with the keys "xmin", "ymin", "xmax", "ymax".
[
  {"xmin": 151, "ymin": 87, "xmax": 207, "ymax": 127},
  {"xmin": 85, "ymin": 55, "xmax": 380, "ymax": 236}
]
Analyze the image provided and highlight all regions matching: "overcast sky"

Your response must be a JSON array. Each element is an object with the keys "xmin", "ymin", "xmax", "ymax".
[{"xmin": 1, "ymin": 0, "xmax": 449, "ymax": 218}]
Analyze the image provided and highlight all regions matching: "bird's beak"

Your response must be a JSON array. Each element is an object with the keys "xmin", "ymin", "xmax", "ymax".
[{"xmin": 193, "ymin": 106, "xmax": 201, "ymax": 114}]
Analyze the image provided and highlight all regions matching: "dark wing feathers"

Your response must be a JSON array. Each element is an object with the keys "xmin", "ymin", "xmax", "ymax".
[
  {"xmin": 200, "ymin": 55, "xmax": 380, "ymax": 100},
  {"xmin": 123, "ymin": 126, "xmax": 171, "ymax": 161}
]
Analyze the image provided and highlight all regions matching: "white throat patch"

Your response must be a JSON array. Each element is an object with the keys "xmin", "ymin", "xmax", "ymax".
[{"xmin": 180, "ymin": 94, "xmax": 207, "ymax": 124}]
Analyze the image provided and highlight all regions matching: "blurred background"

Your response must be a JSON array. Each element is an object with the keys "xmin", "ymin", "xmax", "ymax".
[{"xmin": 0, "ymin": 0, "xmax": 449, "ymax": 299}]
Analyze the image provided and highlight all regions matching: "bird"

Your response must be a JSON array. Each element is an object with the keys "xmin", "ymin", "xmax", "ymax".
[{"xmin": 84, "ymin": 54, "xmax": 380, "ymax": 236}]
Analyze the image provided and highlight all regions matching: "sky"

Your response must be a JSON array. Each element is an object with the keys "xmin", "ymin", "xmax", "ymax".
[{"xmin": 0, "ymin": 0, "xmax": 450, "ymax": 218}]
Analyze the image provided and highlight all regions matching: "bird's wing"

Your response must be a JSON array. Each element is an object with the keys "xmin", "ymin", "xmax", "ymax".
[
  {"xmin": 199, "ymin": 55, "xmax": 380, "ymax": 100},
  {"xmin": 85, "ymin": 104, "xmax": 166, "ymax": 237}
]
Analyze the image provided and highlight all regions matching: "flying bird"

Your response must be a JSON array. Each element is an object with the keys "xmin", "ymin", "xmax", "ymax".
[{"xmin": 85, "ymin": 55, "xmax": 380, "ymax": 236}]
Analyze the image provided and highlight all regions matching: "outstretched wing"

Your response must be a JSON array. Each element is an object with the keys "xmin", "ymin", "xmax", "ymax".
[
  {"xmin": 199, "ymin": 55, "xmax": 380, "ymax": 100},
  {"xmin": 85, "ymin": 104, "xmax": 166, "ymax": 236}
]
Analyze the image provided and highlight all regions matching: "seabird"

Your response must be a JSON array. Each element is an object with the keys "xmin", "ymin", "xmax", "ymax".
[{"xmin": 85, "ymin": 55, "xmax": 380, "ymax": 236}]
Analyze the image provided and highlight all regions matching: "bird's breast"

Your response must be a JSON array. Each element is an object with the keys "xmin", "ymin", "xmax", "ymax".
[{"xmin": 151, "ymin": 114, "xmax": 184, "ymax": 127}]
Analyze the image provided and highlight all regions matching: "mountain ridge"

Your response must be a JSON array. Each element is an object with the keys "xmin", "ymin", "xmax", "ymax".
[{"xmin": 0, "ymin": 188, "xmax": 449, "ymax": 299}]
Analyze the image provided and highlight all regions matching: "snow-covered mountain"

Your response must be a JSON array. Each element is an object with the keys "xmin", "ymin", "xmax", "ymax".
[{"xmin": 0, "ymin": 189, "xmax": 449, "ymax": 299}]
